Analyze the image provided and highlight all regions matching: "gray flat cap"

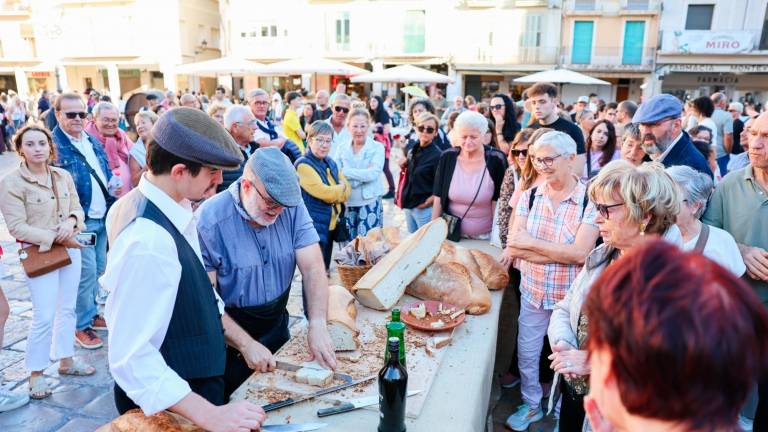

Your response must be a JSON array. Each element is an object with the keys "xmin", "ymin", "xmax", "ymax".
[
  {"xmin": 152, "ymin": 107, "xmax": 244, "ymax": 170},
  {"xmin": 246, "ymin": 147, "xmax": 302, "ymax": 207},
  {"xmin": 633, "ymin": 94, "xmax": 683, "ymax": 124}
]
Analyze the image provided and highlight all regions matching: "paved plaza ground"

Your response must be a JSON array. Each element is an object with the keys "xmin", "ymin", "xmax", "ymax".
[{"xmin": 0, "ymin": 151, "xmax": 556, "ymax": 431}]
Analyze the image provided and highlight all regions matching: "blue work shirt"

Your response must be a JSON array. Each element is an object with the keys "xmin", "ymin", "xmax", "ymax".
[{"xmin": 197, "ymin": 181, "xmax": 319, "ymax": 307}]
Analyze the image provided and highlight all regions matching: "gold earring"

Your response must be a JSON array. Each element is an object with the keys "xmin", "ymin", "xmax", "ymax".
[{"xmin": 640, "ymin": 223, "xmax": 647, "ymax": 236}]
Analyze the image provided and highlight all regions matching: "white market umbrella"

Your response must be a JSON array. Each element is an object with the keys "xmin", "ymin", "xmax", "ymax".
[
  {"xmin": 257, "ymin": 57, "xmax": 368, "ymax": 76},
  {"xmin": 513, "ymin": 68, "xmax": 610, "ymax": 86},
  {"xmin": 351, "ymin": 64, "xmax": 454, "ymax": 84},
  {"xmin": 174, "ymin": 56, "xmax": 265, "ymax": 77}
]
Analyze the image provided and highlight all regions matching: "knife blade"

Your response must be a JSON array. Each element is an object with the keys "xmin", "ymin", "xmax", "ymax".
[
  {"xmin": 275, "ymin": 360, "xmax": 354, "ymax": 384},
  {"xmin": 316, "ymin": 390, "xmax": 422, "ymax": 417},
  {"xmin": 262, "ymin": 422, "xmax": 327, "ymax": 432},
  {"xmin": 262, "ymin": 374, "xmax": 377, "ymax": 412}
]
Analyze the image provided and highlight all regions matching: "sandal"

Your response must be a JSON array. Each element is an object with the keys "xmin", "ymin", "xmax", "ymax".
[
  {"xmin": 58, "ymin": 358, "xmax": 96, "ymax": 376},
  {"xmin": 29, "ymin": 376, "xmax": 52, "ymax": 399}
]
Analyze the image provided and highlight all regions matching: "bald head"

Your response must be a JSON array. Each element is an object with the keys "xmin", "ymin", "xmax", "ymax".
[
  {"xmin": 711, "ymin": 92, "xmax": 727, "ymax": 109},
  {"xmin": 748, "ymin": 112, "xmax": 768, "ymax": 170},
  {"xmin": 180, "ymin": 93, "xmax": 198, "ymax": 108}
]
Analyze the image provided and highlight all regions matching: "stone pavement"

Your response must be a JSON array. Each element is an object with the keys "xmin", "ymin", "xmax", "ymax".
[{"xmin": 0, "ymin": 150, "xmax": 557, "ymax": 431}]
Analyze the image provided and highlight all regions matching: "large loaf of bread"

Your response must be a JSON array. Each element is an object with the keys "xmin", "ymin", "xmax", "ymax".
[
  {"xmin": 352, "ymin": 219, "xmax": 447, "ymax": 310},
  {"xmin": 437, "ymin": 242, "xmax": 509, "ymax": 290},
  {"xmin": 407, "ymin": 261, "xmax": 492, "ymax": 315},
  {"xmin": 107, "ymin": 409, "xmax": 201, "ymax": 432},
  {"xmin": 327, "ymin": 285, "xmax": 360, "ymax": 351}
]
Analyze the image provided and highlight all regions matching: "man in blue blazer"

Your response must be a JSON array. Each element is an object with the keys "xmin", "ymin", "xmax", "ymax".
[{"xmin": 634, "ymin": 94, "xmax": 713, "ymax": 178}]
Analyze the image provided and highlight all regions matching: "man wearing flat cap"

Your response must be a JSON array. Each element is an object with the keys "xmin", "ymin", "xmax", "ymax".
[
  {"xmin": 634, "ymin": 93, "xmax": 713, "ymax": 178},
  {"xmin": 197, "ymin": 146, "xmax": 337, "ymax": 397},
  {"xmin": 101, "ymin": 107, "xmax": 266, "ymax": 431}
]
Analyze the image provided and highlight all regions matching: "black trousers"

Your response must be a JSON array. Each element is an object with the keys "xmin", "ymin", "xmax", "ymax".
[
  {"xmin": 114, "ymin": 376, "xmax": 225, "ymax": 414},
  {"xmin": 223, "ymin": 291, "xmax": 291, "ymax": 399},
  {"xmin": 755, "ymin": 378, "xmax": 767, "ymax": 432},
  {"xmin": 383, "ymin": 157, "xmax": 395, "ymax": 193},
  {"xmin": 559, "ymin": 379, "xmax": 586, "ymax": 432},
  {"xmin": 319, "ymin": 238, "xmax": 334, "ymax": 271}
]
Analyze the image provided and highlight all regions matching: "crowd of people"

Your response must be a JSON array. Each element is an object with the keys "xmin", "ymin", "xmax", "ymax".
[{"xmin": 0, "ymin": 80, "xmax": 765, "ymax": 432}]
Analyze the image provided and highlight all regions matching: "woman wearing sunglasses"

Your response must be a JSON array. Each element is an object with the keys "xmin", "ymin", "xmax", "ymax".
[
  {"xmin": 490, "ymin": 94, "xmax": 520, "ymax": 155},
  {"xmin": 404, "ymin": 98, "xmax": 450, "ymax": 152},
  {"xmin": 545, "ymin": 160, "xmax": 683, "ymax": 431},
  {"xmin": 398, "ymin": 112, "xmax": 443, "ymax": 233}
]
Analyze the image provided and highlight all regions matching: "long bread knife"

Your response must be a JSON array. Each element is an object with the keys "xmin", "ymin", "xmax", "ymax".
[
  {"xmin": 262, "ymin": 374, "xmax": 377, "ymax": 412},
  {"xmin": 316, "ymin": 390, "xmax": 422, "ymax": 417}
]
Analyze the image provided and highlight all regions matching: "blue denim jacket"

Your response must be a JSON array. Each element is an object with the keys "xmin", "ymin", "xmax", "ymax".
[{"xmin": 52, "ymin": 125, "xmax": 113, "ymax": 217}]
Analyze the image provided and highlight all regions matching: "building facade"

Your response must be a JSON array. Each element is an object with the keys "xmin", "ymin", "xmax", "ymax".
[
  {"xmin": 654, "ymin": 0, "xmax": 768, "ymax": 104},
  {"xmin": 559, "ymin": 0, "xmax": 660, "ymax": 102},
  {"xmin": 1, "ymin": 0, "xmax": 222, "ymax": 98}
]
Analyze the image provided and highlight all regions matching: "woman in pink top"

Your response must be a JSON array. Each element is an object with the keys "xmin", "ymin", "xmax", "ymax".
[{"xmin": 432, "ymin": 111, "xmax": 507, "ymax": 239}]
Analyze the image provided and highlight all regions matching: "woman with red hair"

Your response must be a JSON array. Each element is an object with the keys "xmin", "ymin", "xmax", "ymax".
[{"xmin": 583, "ymin": 240, "xmax": 768, "ymax": 431}]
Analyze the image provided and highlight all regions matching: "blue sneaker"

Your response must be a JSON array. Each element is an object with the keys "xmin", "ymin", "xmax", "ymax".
[
  {"xmin": 0, "ymin": 388, "xmax": 29, "ymax": 412},
  {"xmin": 505, "ymin": 403, "xmax": 544, "ymax": 431}
]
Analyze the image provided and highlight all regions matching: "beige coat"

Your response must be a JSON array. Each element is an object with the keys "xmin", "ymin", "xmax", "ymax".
[{"xmin": 0, "ymin": 163, "xmax": 85, "ymax": 251}]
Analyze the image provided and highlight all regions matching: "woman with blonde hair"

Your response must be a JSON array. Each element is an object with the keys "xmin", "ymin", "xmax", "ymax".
[
  {"xmin": 546, "ymin": 160, "xmax": 682, "ymax": 431},
  {"xmin": 128, "ymin": 110, "xmax": 159, "ymax": 187},
  {"xmin": 0, "ymin": 125, "xmax": 95, "ymax": 401},
  {"xmin": 207, "ymin": 102, "xmax": 227, "ymax": 127},
  {"xmin": 334, "ymin": 108, "xmax": 385, "ymax": 237}
]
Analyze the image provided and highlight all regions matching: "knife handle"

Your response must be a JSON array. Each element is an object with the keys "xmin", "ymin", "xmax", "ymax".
[
  {"xmin": 317, "ymin": 402, "xmax": 358, "ymax": 417},
  {"xmin": 263, "ymin": 398, "xmax": 295, "ymax": 412}
]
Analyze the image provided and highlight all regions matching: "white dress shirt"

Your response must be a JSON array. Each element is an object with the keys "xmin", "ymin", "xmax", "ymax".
[
  {"xmin": 102, "ymin": 176, "xmax": 224, "ymax": 415},
  {"xmin": 66, "ymin": 131, "xmax": 108, "ymax": 219}
]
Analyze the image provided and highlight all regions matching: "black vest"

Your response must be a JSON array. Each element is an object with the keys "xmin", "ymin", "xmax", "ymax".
[{"xmin": 141, "ymin": 199, "xmax": 226, "ymax": 380}]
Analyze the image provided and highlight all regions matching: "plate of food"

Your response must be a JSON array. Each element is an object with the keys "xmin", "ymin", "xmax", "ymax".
[{"xmin": 400, "ymin": 300, "xmax": 465, "ymax": 332}]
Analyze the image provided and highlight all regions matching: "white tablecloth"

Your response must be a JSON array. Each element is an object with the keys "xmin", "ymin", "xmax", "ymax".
[{"xmin": 245, "ymin": 240, "xmax": 504, "ymax": 431}]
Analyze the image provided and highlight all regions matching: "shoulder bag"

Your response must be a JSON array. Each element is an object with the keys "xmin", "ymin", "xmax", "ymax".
[
  {"xmin": 19, "ymin": 171, "xmax": 72, "ymax": 278},
  {"xmin": 442, "ymin": 165, "xmax": 487, "ymax": 242}
]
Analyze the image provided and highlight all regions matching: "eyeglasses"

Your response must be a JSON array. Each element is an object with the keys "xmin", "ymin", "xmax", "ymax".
[
  {"xmin": 510, "ymin": 149, "xmax": 528, "ymax": 158},
  {"xmin": 531, "ymin": 154, "xmax": 562, "ymax": 168},
  {"xmin": 253, "ymin": 184, "xmax": 283, "ymax": 210},
  {"xmin": 490, "ymin": 104, "xmax": 504, "ymax": 111},
  {"xmin": 63, "ymin": 112, "xmax": 87, "ymax": 119},
  {"xmin": 334, "ymin": 106, "xmax": 350, "ymax": 114},
  {"xmin": 313, "ymin": 137, "xmax": 333, "ymax": 146},
  {"xmin": 99, "ymin": 118, "xmax": 118, "ymax": 124},
  {"xmin": 236, "ymin": 119, "xmax": 258, "ymax": 127},
  {"xmin": 252, "ymin": 101, "xmax": 269, "ymax": 106},
  {"xmin": 642, "ymin": 117, "xmax": 674, "ymax": 128},
  {"xmin": 595, "ymin": 202, "xmax": 624, "ymax": 219},
  {"xmin": 417, "ymin": 125, "xmax": 436, "ymax": 134}
]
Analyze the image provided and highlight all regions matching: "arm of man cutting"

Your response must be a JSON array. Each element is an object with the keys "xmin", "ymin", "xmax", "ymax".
[
  {"xmin": 297, "ymin": 244, "xmax": 337, "ymax": 370},
  {"xmin": 105, "ymin": 222, "xmax": 264, "ymax": 431}
]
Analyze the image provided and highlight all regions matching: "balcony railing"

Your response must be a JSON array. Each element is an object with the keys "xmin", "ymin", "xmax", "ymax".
[
  {"xmin": 560, "ymin": 45, "xmax": 656, "ymax": 70},
  {"xmin": 454, "ymin": 46, "xmax": 559, "ymax": 65}
]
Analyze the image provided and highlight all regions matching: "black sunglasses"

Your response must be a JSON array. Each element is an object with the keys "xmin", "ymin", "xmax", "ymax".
[
  {"xmin": 510, "ymin": 149, "xmax": 528, "ymax": 157},
  {"xmin": 63, "ymin": 112, "xmax": 87, "ymax": 119},
  {"xmin": 595, "ymin": 202, "xmax": 624, "ymax": 219},
  {"xmin": 417, "ymin": 125, "xmax": 436, "ymax": 134},
  {"xmin": 334, "ymin": 106, "xmax": 350, "ymax": 114},
  {"xmin": 490, "ymin": 104, "xmax": 504, "ymax": 111}
]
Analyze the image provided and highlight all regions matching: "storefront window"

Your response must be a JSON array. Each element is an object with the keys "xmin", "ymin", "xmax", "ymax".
[{"xmin": 685, "ymin": 4, "xmax": 714, "ymax": 30}]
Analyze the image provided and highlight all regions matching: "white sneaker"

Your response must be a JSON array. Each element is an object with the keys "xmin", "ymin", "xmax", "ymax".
[
  {"xmin": 505, "ymin": 403, "xmax": 544, "ymax": 431},
  {"xmin": 0, "ymin": 388, "xmax": 29, "ymax": 412},
  {"xmin": 739, "ymin": 415, "xmax": 754, "ymax": 432}
]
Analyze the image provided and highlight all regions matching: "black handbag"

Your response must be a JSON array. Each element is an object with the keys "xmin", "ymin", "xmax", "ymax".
[
  {"xmin": 441, "ymin": 166, "xmax": 486, "ymax": 242},
  {"xmin": 331, "ymin": 204, "xmax": 351, "ymax": 243}
]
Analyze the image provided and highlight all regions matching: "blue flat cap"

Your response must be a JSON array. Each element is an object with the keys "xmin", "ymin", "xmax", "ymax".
[
  {"xmin": 633, "ymin": 94, "xmax": 683, "ymax": 124},
  {"xmin": 246, "ymin": 147, "xmax": 302, "ymax": 207},
  {"xmin": 152, "ymin": 107, "xmax": 243, "ymax": 170}
]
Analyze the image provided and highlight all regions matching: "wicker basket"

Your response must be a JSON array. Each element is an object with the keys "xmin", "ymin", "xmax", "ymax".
[{"xmin": 337, "ymin": 263, "xmax": 373, "ymax": 291}]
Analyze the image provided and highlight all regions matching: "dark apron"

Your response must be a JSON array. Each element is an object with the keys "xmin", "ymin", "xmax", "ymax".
[{"xmin": 223, "ymin": 287, "xmax": 292, "ymax": 398}]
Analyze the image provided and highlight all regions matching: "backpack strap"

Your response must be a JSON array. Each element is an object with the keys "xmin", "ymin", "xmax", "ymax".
[{"xmin": 528, "ymin": 186, "xmax": 538, "ymax": 211}]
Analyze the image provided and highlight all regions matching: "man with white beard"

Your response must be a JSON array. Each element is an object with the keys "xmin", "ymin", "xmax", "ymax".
[{"xmin": 196, "ymin": 147, "xmax": 337, "ymax": 398}]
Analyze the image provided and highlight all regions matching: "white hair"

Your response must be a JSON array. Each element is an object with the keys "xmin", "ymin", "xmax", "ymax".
[
  {"xmin": 224, "ymin": 105, "xmax": 253, "ymax": 129},
  {"xmin": 666, "ymin": 165, "xmax": 714, "ymax": 219},
  {"xmin": 248, "ymin": 88, "xmax": 268, "ymax": 100},
  {"xmin": 93, "ymin": 101, "xmax": 119, "ymax": 118},
  {"xmin": 532, "ymin": 131, "xmax": 577, "ymax": 156},
  {"xmin": 453, "ymin": 110, "xmax": 488, "ymax": 135}
]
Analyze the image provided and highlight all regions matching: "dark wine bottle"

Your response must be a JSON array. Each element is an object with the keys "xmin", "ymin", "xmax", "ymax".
[{"xmin": 379, "ymin": 337, "xmax": 408, "ymax": 432}]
